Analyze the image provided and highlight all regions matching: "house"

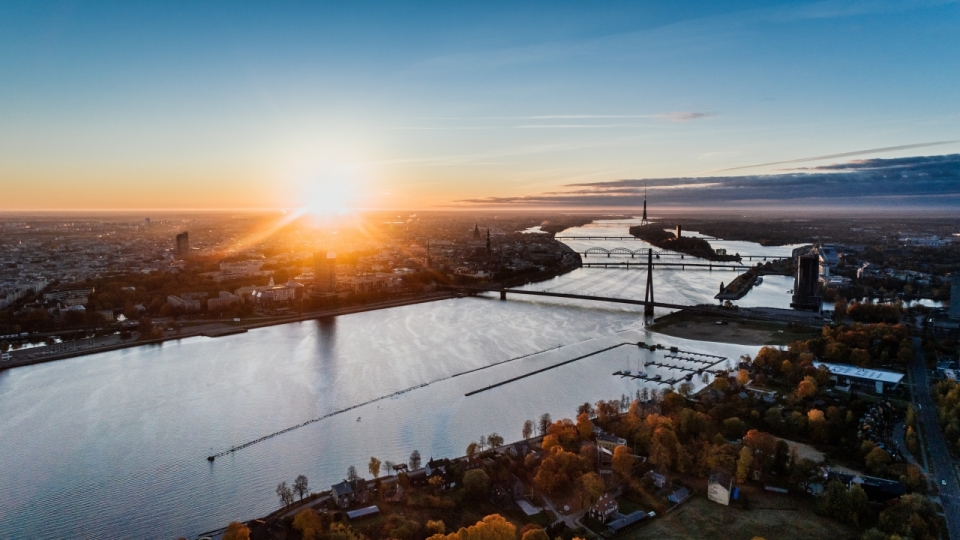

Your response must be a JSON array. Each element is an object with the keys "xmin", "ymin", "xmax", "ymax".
[
  {"xmin": 331, "ymin": 480, "xmax": 354, "ymax": 508},
  {"xmin": 708, "ymin": 470, "xmax": 734, "ymax": 506},
  {"xmin": 813, "ymin": 362, "xmax": 904, "ymax": 394},
  {"xmin": 646, "ymin": 471, "xmax": 666, "ymax": 489},
  {"xmin": 331, "ymin": 478, "xmax": 370, "ymax": 508},
  {"xmin": 596, "ymin": 432, "xmax": 628, "ymax": 452},
  {"xmin": 587, "ymin": 493, "xmax": 618, "ymax": 523}
]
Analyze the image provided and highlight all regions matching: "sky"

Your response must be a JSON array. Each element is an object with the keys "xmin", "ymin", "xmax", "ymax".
[{"xmin": 1, "ymin": 0, "xmax": 959, "ymax": 212}]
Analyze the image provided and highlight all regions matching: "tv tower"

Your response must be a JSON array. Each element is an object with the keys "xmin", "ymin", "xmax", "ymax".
[{"xmin": 640, "ymin": 183, "xmax": 649, "ymax": 226}]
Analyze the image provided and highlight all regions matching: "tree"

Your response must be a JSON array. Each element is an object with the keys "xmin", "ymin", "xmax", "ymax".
[
  {"xmin": 576, "ymin": 413, "xmax": 594, "ymax": 440},
  {"xmin": 409, "ymin": 450, "xmax": 422, "ymax": 470},
  {"xmin": 426, "ymin": 514, "xmax": 516, "ymax": 540},
  {"xmin": 276, "ymin": 481, "xmax": 294, "ymax": 507},
  {"xmin": 538, "ymin": 413, "xmax": 552, "ymax": 435},
  {"xmin": 384, "ymin": 460, "xmax": 395, "ymax": 476},
  {"xmin": 612, "ymin": 445, "xmax": 635, "ymax": 478},
  {"xmin": 796, "ymin": 376, "xmax": 818, "ymax": 399},
  {"xmin": 521, "ymin": 529, "xmax": 550, "ymax": 540},
  {"xmin": 737, "ymin": 369, "xmax": 750, "ymax": 386},
  {"xmin": 522, "ymin": 420, "xmax": 534, "ymax": 439},
  {"xmin": 479, "ymin": 435, "xmax": 487, "ymax": 451},
  {"xmin": 849, "ymin": 484, "xmax": 868, "ymax": 526},
  {"xmin": 347, "ymin": 465, "xmax": 359, "ymax": 481},
  {"xmin": 736, "ymin": 446, "xmax": 754, "ymax": 484},
  {"xmin": 223, "ymin": 521, "xmax": 251, "ymax": 540},
  {"xmin": 369, "ymin": 456, "xmax": 382, "ymax": 479},
  {"xmin": 466, "ymin": 442, "xmax": 479, "ymax": 459},
  {"xmin": 294, "ymin": 474, "xmax": 309, "ymax": 500},
  {"xmin": 426, "ymin": 520, "xmax": 446, "ymax": 536},
  {"xmin": 864, "ymin": 447, "xmax": 892, "ymax": 473},
  {"xmin": 488, "ymin": 432, "xmax": 504, "ymax": 449},
  {"xmin": 579, "ymin": 472, "xmax": 605, "ymax": 503},
  {"xmin": 463, "ymin": 468, "xmax": 491, "ymax": 499},
  {"xmin": 293, "ymin": 509, "xmax": 324, "ymax": 540}
]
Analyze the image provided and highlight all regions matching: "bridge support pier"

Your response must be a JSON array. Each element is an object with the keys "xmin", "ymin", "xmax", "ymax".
[{"xmin": 499, "ymin": 290, "xmax": 506, "ymax": 300}]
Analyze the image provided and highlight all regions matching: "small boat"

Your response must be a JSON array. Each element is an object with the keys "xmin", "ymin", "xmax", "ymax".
[
  {"xmin": 755, "ymin": 277, "xmax": 763, "ymax": 285},
  {"xmin": 356, "ymin": 416, "xmax": 361, "ymax": 422}
]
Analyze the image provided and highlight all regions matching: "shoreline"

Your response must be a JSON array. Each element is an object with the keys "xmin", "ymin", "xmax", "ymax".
[{"xmin": 0, "ymin": 292, "xmax": 456, "ymax": 372}]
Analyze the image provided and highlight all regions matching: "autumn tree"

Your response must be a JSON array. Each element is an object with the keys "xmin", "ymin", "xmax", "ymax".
[
  {"xmin": 426, "ymin": 520, "xmax": 446, "ymax": 536},
  {"xmin": 612, "ymin": 445, "xmax": 635, "ymax": 478},
  {"xmin": 522, "ymin": 420, "xmax": 534, "ymax": 439},
  {"xmin": 426, "ymin": 514, "xmax": 516, "ymax": 540},
  {"xmin": 796, "ymin": 376, "xmax": 818, "ymax": 399},
  {"xmin": 576, "ymin": 413, "xmax": 594, "ymax": 440},
  {"xmin": 736, "ymin": 446, "xmax": 754, "ymax": 484},
  {"xmin": 369, "ymin": 456, "xmax": 382, "ymax": 479},
  {"xmin": 579, "ymin": 472, "xmax": 605, "ymax": 503},
  {"xmin": 534, "ymin": 447, "xmax": 587, "ymax": 495},
  {"xmin": 294, "ymin": 474, "xmax": 310, "ymax": 500},
  {"xmin": 223, "ymin": 522, "xmax": 251, "ymax": 540},
  {"xmin": 521, "ymin": 528, "xmax": 550, "ymax": 540},
  {"xmin": 293, "ymin": 509, "xmax": 324, "ymax": 540},
  {"xmin": 466, "ymin": 442, "xmax": 480, "ymax": 459}
]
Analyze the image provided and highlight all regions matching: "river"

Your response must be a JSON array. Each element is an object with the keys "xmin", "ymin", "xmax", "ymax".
[{"xmin": 0, "ymin": 219, "xmax": 799, "ymax": 539}]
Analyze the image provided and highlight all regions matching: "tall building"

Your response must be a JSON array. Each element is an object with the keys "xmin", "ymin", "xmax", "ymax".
[
  {"xmin": 175, "ymin": 232, "xmax": 190, "ymax": 258},
  {"xmin": 950, "ymin": 273, "xmax": 960, "ymax": 321},
  {"xmin": 314, "ymin": 251, "xmax": 337, "ymax": 293},
  {"xmin": 791, "ymin": 254, "xmax": 821, "ymax": 311}
]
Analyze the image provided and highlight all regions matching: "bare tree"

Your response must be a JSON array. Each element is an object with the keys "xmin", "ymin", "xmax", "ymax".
[
  {"xmin": 538, "ymin": 413, "xmax": 552, "ymax": 435},
  {"xmin": 293, "ymin": 475, "xmax": 309, "ymax": 500},
  {"xmin": 522, "ymin": 420, "xmax": 534, "ymax": 440},
  {"xmin": 479, "ymin": 435, "xmax": 487, "ymax": 451},
  {"xmin": 409, "ymin": 450, "xmax": 421, "ymax": 470},
  {"xmin": 276, "ymin": 481, "xmax": 294, "ymax": 507},
  {"xmin": 383, "ymin": 460, "xmax": 395, "ymax": 476},
  {"xmin": 347, "ymin": 465, "xmax": 359, "ymax": 481}
]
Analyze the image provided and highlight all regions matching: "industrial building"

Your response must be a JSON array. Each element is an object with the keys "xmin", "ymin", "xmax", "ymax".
[{"xmin": 813, "ymin": 362, "xmax": 904, "ymax": 394}]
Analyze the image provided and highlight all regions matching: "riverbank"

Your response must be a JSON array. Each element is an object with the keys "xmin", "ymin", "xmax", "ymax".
[{"xmin": 0, "ymin": 292, "xmax": 456, "ymax": 372}]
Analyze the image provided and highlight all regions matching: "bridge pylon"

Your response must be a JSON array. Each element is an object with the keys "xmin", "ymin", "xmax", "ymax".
[{"xmin": 644, "ymin": 248, "xmax": 655, "ymax": 317}]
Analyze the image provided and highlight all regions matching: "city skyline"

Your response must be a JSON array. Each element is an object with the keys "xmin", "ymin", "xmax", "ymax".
[{"xmin": 3, "ymin": 1, "xmax": 959, "ymax": 211}]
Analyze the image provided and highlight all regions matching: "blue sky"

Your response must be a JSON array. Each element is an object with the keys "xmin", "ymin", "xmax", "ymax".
[{"xmin": 1, "ymin": 1, "xmax": 958, "ymax": 210}]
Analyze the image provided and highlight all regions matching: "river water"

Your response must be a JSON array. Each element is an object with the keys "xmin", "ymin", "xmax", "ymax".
[{"xmin": 0, "ymin": 219, "xmax": 800, "ymax": 539}]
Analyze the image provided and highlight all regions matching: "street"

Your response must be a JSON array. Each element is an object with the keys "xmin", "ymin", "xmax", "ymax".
[{"xmin": 910, "ymin": 338, "xmax": 960, "ymax": 540}]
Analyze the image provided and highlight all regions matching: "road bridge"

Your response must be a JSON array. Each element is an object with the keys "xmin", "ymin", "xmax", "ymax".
[
  {"xmin": 581, "ymin": 262, "xmax": 753, "ymax": 270},
  {"xmin": 444, "ymin": 285, "xmax": 700, "ymax": 311}
]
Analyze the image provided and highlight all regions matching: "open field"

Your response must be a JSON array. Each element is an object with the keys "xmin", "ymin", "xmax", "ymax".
[
  {"xmin": 648, "ymin": 312, "xmax": 818, "ymax": 346},
  {"xmin": 622, "ymin": 491, "xmax": 859, "ymax": 540}
]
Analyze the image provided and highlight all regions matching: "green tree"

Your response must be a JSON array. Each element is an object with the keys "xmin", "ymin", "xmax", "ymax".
[
  {"xmin": 487, "ymin": 432, "xmax": 504, "ymax": 449},
  {"xmin": 463, "ymin": 469, "xmax": 491, "ymax": 499}
]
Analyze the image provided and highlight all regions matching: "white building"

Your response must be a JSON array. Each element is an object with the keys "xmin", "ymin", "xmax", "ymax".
[
  {"xmin": 708, "ymin": 470, "xmax": 733, "ymax": 506},
  {"xmin": 813, "ymin": 362, "xmax": 904, "ymax": 394}
]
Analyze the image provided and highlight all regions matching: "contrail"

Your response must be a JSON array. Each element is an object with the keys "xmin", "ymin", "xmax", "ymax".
[{"xmin": 713, "ymin": 140, "xmax": 960, "ymax": 172}]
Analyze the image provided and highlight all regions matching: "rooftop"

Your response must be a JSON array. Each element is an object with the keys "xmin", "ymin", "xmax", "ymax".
[{"xmin": 813, "ymin": 362, "xmax": 904, "ymax": 384}]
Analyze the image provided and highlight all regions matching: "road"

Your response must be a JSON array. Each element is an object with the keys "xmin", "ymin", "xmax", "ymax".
[{"xmin": 910, "ymin": 338, "xmax": 960, "ymax": 540}]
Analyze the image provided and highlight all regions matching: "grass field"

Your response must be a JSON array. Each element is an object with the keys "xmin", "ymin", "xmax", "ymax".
[
  {"xmin": 647, "ymin": 312, "xmax": 818, "ymax": 346},
  {"xmin": 620, "ymin": 490, "xmax": 858, "ymax": 540}
]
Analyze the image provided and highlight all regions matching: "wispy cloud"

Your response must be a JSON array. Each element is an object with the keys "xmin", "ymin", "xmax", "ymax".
[
  {"xmin": 657, "ymin": 112, "xmax": 715, "ymax": 122},
  {"xmin": 712, "ymin": 140, "xmax": 960, "ymax": 172}
]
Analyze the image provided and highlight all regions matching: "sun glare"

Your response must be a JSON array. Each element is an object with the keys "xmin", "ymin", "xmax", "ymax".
[{"xmin": 299, "ymin": 167, "xmax": 364, "ymax": 217}]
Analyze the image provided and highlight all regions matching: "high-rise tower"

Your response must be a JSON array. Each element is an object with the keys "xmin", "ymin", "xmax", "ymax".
[
  {"xmin": 640, "ymin": 184, "xmax": 649, "ymax": 226},
  {"xmin": 175, "ymin": 232, "xmax": 190, "ymax": 258}
]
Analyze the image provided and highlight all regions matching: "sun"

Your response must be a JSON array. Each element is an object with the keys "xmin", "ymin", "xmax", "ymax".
[{"xmin": 299, "ymin": 167, "xmax": 364, "ymax": 217}]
